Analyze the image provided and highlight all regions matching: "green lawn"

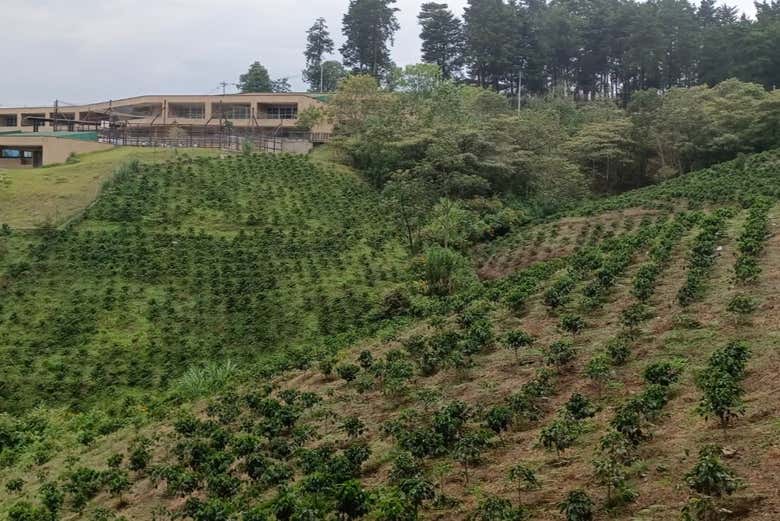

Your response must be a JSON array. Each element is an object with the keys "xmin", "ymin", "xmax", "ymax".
[{"xmin": 0, "ymin": 147, "xmax": 220, "ymax": 229}]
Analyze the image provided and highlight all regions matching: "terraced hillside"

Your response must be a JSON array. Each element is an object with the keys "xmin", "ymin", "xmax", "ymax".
[
  {"xmin": 0, "ymin": 153, "xmax": 407, "ymax": 415},
  {"xmin": 1, "ymin": 150, "xmax": 779, "ymax": 521}
]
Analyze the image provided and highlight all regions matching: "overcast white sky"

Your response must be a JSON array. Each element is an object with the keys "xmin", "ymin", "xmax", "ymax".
[{"xmin": 1, "ymin": 0, "xmax": 756, "ymax": 107}]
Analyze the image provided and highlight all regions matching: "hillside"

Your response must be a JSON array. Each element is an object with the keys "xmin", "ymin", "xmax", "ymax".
[{"xmin": 1, "ymin": 150, "xmax": 779, "ymax": 521}]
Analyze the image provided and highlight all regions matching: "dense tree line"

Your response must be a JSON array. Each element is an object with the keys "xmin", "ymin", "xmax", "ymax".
[
  {"xmin": 423, "ymin": 0, "xmax": 779, "ymax": 100},
  {"xmin": 296, "ymin": 0, "xmax": 778, "ymax": 96},
  {"xmin": 328, "ymin": 71, "xmax": 779, "ymax": 209}
]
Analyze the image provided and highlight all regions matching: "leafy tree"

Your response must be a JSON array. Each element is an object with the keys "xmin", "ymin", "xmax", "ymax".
[
  {"xmin": 558, "ymin": 489, "xmax": 594, "ymax": 521},
  {"xmin": 508, "ymin": 464, "xmax": 540, "ymax": 506},
  {"xmin": 337, "ymin": 363, "xmax": 361, "ymax": 383},
  {"xmin": 565, "ymin": 117, "xmax": 637, "ymax": 192},
  {"xmin": 39, "ymin": 482, "xmax": 64, "ymax": 519},
  {"xmin": 317, "ymin": 60, "xmax": 349, "ymax": 92},
  {"xmin": 271, "ymin": 77, "xmax": 292, "ymax": 93},
  {"xmin": 341, "ymin": 416, "xmax": 367, "ymax": 439},
  {"xmin": 559, "ymin": 314, "xmax": 586, "ymax": 336},
  {"xmin": 341, "ymin": 0, "xmax": 400, "ymax": 79},
  {"xmin": 5, "ymin": 478, "xmax": 24, "ymax": 494},
  {"xmin": 358, "ymin": 350, "xmax": 374, "ymax": 370},
  {"xmin": 303, "ymin": 17, "xmax": 335, "ymax": 91},
  {"xmin": 421, "ymin": 246, "xmax": 470, "ymax": 296},
  {"xmin": 418, "ymin": 3, "xmax": 464, "ymax": 79},
  {"xmin": 539, "ymin": 414, "xmax": 581, "ymax": 457},
  {"xmin": 336, "ymin": 479, "xmax": 371, "ymax": 520},
  {"xmin": 453, "ymin": 430, "xmax": 490, "ymax": 485},
  {"xmin": 484, "ymin": 405, "xmax": 512, "ymax": 436},
  {"xmin": 585, "ymin": 353, "xmax": 612, "ymax": 392},
  {"xmin": 565, "ymin": 393, "xmax": 596, "ymax": 420},
  {"xmin": 238, "ymin": 62, "xmax": 273, "ymax": 93},
  {"xmin": 592, "ymin": 457, "xmax": 637, "ymax": 507},
  {"xmin": 373, "ymin": 487, "xmax": 417, "ymax": 521},
  {"xmin": 684, "ymin": 445, "xmax": 740, "ymax": 498},
  {"xmin": 7, "ymin": 502, "xmax": 49, "ymax": 521},
  {"xmin": 544, "ymin": 340, "xmax": 576, "ymax": 368},
  {"xmin": 606, "ymin": 336, "xmax": 631, "ymax": 365},
  {"xmin": 643, "ymin": 360, "xmax": 683, "ymax": 387},
  {"xmin": 422, "ymin": 198, "xmax": 475, "ymax": 250},
  {"xmin": 726, "ymin": 294, "xmax": 757, "ymax": 322},
  {"xmin": 381, "ymin": 171, "xmax": 433, "ymax": 251},
  {"xmin": 129, "ymin": 437, "xmax": 152, "ymax": 472},
  {"xmin": 696, "ymin": 371, "xmax": 745, "ymax": 428},
  {"xmin": 462, "ymin": 0, "xmax": 520, "ymax": 91},
  {"xmin": 504, "ymin": 329, "xmax": 534, "ymax": 363},
  {"xmin": 471, "ymin": 495, "xmax": 526, "ymax": 520}
]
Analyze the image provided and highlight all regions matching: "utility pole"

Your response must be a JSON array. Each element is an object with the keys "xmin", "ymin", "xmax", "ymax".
[
  {"xmin": 320, "ymin": 61, "xmax": 324, "ymax": 93},
  {"xmin": 517, "ymin": 71, "xmax": 523, "ymax": 115},
  {"xmin": 219, "ymin": 81, "xmax": 230, "ymax": 95},
  {"xmin": 53, "ymin": 99, "xmax": 58, "ymax": 132}
]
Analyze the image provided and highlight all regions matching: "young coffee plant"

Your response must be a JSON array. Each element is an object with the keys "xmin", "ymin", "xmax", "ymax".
[
  {"xmin": 734, "ymin": 198, "xmax": 771, "ymax": 284},
  {"xmin": 508, "ymin": 464, "xmax": 540, "ymax": 506},
  {"xmin": 697, "ymin": 341, "xmax": 751, "ymax": 428},
  {"xmin": 539, "ymin": 413, "xmax": 582, "ymax": 458},
  {"xmin": 558, "ymin": 489, "xmax": 594, "ymax": 521},
  {"xmin": 544, "ymin": 340, "xmax": 576, "ymax": 369},
  {"xmin": 726, "ymin": 294, "xmax": 757, "ymax": 323},
  {"xmin": 504, "ymin": 329, "xmax": 534, "ymax": 363},
  {"xmin": 559, "ymin": 314, "xmax": 586, "ymax": 336},
  {"xmin": 682, "ymin": 445, "xmax": 742, "ymax": 520}
]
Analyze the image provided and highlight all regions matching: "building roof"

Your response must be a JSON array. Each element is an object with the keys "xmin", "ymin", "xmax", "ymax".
[
  {"xmin": 0, "ymin": 92, "xmax": 331, "ymax": 111},
  {"xmin": 0, "ymin": 131, "xmax": 98, "ymax": 142}
]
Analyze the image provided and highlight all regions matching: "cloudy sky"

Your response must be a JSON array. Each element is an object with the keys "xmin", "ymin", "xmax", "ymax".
[{"xmin": 1, "ymin": 0, "xmax": 757, "ymax": 108}]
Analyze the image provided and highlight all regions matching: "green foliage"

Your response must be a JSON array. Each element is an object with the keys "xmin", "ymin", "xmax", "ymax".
[
  {"xmin": 302, "ymin": 17, "xmax": 335, "ymax": 91},
  {"xmin": 539, "ymin": 414, "xmax": 582, "ymax": 457},
  {"xmin": 558, "ymin": 314, "xmax": 586, "ymax": 336},
  {"xmin": 565, "ymin": 393, "xmax": 596, "ymax": 421},
  {"xmin": 558, "ymin": 489, "xmax": 594, "ymax": 521},
  {"xmin": 5, "ymin": 477, "xmax": 24, "ymax": 493},
  {"xmin": 697, "ymin": 341, "xmax": 751, "ymax": 428},
  {"xmin": 336, "ymin": 363, "xmax": 361, "ymax": 383},
  {"xmin": 176, "ymin": 360, "xmax": 239, "ymax": 400},
  {"xmin": 605, "ymin": 337, "xmax": 631, "ymax": 366},
  {"xmin": 418, "ymin": 2, "xmax": 464, "ymax": 79},
  {"xmin": 128, "ymin": 437, "xmax": 152, "ymax": 472},
  {"xmin": 620, "ymin": 303, "xmax": 652, "ymax": 333},
  {"xmin": 238, "ymin": 61, "xmax": 273, "ymax": 93},
  {"xmin": 454, "ymin": 430, "xmax": 491, "ymax": 485},
  {"xmin": 726, "ymin": 294, "xmax": 757, "ymax": 319},
  {"xmin": 643, "ymin": 360, "xmax": 684, "ymax": 387},
  {"xmin": 484, "ymin": 406, "xmax": 512, "ymax": 435},
  {"xmin": 504, "ymin": 329, "xmax": 534, "ymax": 363},
  {"xmin": 340, "ymin": 0, "xmax": 400, "ymax": 79},
  {"xmin": 544, "ymin": 340, "xmax": 576, "ymax": 368},
  {"xmin": 677, "ymin": 212, "xmax": 729, "ymax": 306},
  {"xmin": 543, "ymin": 274, "xmax": 576, "ymax": 309},
  {"xmin": 685, "ymin": 445, "xmax": 741, "ymax": 497},
  {"xmin": 592, "ymin": 457, "xmax": 636, "ymax": 507},
  {"xmin": 420, "ymin": 246, "xmax": 473, "ymax": 296},
  {"xmin": 0, "ymin": 154, "xmax": 406, "ymax": 419},
  {"xmin": 734, "ymin": 198, "xmax": 771, "ymax": 284},
  {"xmin": 471, "ymin": 495, "xmax": 527, "ymax": 521},
  {"xmin": 8, "ymin": 502, "xmax": 49, "ymax": 521}
]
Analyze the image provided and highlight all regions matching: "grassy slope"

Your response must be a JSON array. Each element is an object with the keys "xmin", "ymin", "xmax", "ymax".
[
  {"xmin": 0, "ymin": 147, "xmax": 220, "ymax": 229},
  {"xmin": 1, "ymin": 151, "xmax": 779, "ymax": 520}
]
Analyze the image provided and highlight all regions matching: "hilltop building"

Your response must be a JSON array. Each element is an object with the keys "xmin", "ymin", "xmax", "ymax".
[{"xmin": 0, "ymin": 93, "xmax": 332, "ymax": 166}]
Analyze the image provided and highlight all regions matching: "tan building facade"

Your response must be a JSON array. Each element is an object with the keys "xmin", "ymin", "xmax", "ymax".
[
  {"xmin": 0, "ymin": 134, "xmax": 113, "ymax": 167},
  {"xmin": 0, "ymin": 93, "xmax": 332, "ymax": 135}
]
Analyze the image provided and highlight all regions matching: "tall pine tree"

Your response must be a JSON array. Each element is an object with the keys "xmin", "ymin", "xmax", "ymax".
[
  {"xmin": 303, "ymin": 18, "xmax": 335, "ymax": 91},
  {"xmin": 340, "ymin": 0, "xmax": 400, "ymax": 80},
  {"xmin": 418, "ymin": 3, "xmax": 465, "ymax": 79}
]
